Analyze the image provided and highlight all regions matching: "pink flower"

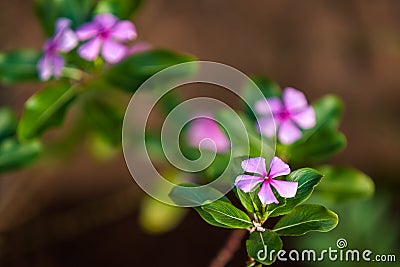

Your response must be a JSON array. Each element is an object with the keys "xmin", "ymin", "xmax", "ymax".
[
  {"xmin": 187, "ymin": 116, "xmax": 230, "ymax": 153},
  {"xmin": 234, "ymin": 156, "xmax": 297, "ymax": 204},
  {"xmin": 76, "ymin": 13, "xmax": 137, "ymax": 64},
  {"xmin": 255, "ymin": 87, "xmax": 316, "ymax": 145},
  {"xmin": 37, "ymin": 18, "xmax": 78, "ymax": 81}
]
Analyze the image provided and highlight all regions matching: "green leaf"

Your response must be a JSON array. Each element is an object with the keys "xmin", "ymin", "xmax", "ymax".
[
  {"xmin": 104, "ymin": 49, "xmax": 195, "ymax": 93},
  {"xmin": 18, "ymin": 83, "xmax": 77, "ymax": 141},
  {"xmin": 246, "ymin": 230, "xmax": 283, "ymax": 265},
  {"xmin": 0, "ymin": 50, "xmax": 41, "ymax": 84},
  {"xmin": 81, "ymin": 92, "xmax": 125, "ymax": 146},
  {"xmin": 35, "ymin": 0, "xmax": 96, "ymax": 35},
  {"xmin": 194, "ymin": 204, "xmax": 234, "ymax": 229},
  {"xmin": 202, "ymin": 200, "xmax": 253, "ymax": 229},
  {"xmin": 0, "ymin": 108, "xmax": 17, "ymax": 141},
  {"xmin": 312, "ymin": 165, "xmax": 375, "ymax": 204},
  {"xmin": 169, "ymin": 184, "xmax": 230, "ymax": 207},
  {"xmin": 286, "ymin": 129, "xmax": 346, "ymax": 164},
  {"xmin": 268, "ymin": 168, "xmax": 323, "ymax": 217},
  {"xmin": 139, "ymin": 195, "xmax": 187, "ymax": 234},
  {"xmin": 0, "ymin": 138, "xmax": 41, "ymax": 173},
  {"xmin": 94, "ymin": 0, "xmax": 143, "ymax": 19},
  {"xmin": 273, "ymin": 204, "xmax": 338, "ymax": 236}
]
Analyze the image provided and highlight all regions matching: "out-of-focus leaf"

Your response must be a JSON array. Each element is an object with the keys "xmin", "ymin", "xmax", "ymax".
[
  {"xmin": 0, "ymin": 138, "xmax": 41, "ymax": 173},
  {"xmin": 0, "ymin": 108, "xmax": 17, "ymax": 141},
  {"xmin": 82, "ymin": 93, "xmax": 124, "ymax": 146},
  {"xmin": 35, "ymin": 0, "xmax": 96, "ymax": 35},
  {"xmin": 169, "ymin": 183, "xmax": 229, "ymax": 207},
  {"xmin": 268, "ymin": 168, "xmax": 323, "ymax": 217},
  {"xmin": 246, "ymin": 230, "xmax": 282, "ymax": 265},
  {"xmin": 286, "ymin": 129, "xmax": 346, "ymax": 164},
  {"xmin": 0, "ymin": 50, "xmax": 41, "ymax": 84},
  {"xmin": 94, "ymin": 0, "xmax": 143, "ymax": 19},
  {"xmin": 18, "ymin": 83, "xmax": 77, "ymax": 141},
  {"xmin": 273, "ymin": 204, "xmax": 338, "ymax": 236},
  {"xmin": 139, "ymin": 195, "xmax": 187, "ymax": 234},
  {"xmin": 202, "ymin": 200, "xmax": 253, "ymax": 229},
  {"xmin": 104, "ymin": 49, "xmax": 195, "ymax": 93},
  {"xmin": 311, "ymin": 165, "xmax": 374, "ymax": 204}
]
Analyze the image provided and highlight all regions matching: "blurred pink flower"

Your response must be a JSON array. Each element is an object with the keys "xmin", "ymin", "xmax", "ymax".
[
  {"xmin": 187, "ymin": 116, "xmax": 230, "ymax": 153},
  {"xmin": 255, "ymin": 87, "xmax": 316, "ymax": 144},
  {"xmin": 76, "ymin": 13, "xmax": 137, "ymax": 63},
  {"xmin": 235, "ymin": 156, "xmax": 297, "ymax": 204},
  {"xmin": 37, "ymin": 18, "xmax": 78, "ymax": 81}
]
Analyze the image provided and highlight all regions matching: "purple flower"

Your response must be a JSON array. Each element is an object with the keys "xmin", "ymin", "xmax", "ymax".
[
  {"xmin": 37, "ymin": 18, "xmax": 78, "ymax": 81},
  {"xmin": 234, "ymin": 156, "xmax": 298, "ymax": 204},
  {"xmin": 255, "ymin": 87, "xmax": 316, "ymax": 144},
  {"xmin": 187, "ymin": 116, "xmax": 230, "ymax": 153},
  {"xmin": 76, "ymin": 13, "xmax": 137, "ymax": 64}
]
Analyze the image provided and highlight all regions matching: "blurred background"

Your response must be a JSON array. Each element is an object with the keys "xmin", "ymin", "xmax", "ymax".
[{"xmin": 0, "ymin": 0, "xmax": 399, "ymax": 266}]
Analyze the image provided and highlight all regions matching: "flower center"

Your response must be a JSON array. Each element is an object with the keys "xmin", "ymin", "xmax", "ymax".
[
  {"xmin": 98, "ymin": 27, "xmax": 110, "ymax": 39},
  {"xmin": 276, "ymin": 108, "xmax": 291, "ymax": 121}
]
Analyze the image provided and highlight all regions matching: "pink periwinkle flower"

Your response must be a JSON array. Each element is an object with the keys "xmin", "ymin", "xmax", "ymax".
[
  {"xmin": 76, "ymin": 13, "xmax": 137, "ymax": 64},
  {"xmin": 234, "ymin": 156, "xmax": 298, "ymax": 204},
  {"xmin": 187, "ymin": 116, "xmax": 230, "ymax": 153},
  {"xmin": 37, "ymin": 18, "xmax": 78, "ymax": 81},
  {"xmin": 255, "ymin": 87, "xmax": 316, "ymax": 145}
]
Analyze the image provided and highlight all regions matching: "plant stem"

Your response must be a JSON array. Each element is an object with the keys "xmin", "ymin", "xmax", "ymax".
[{"xmin": 209, "ymin": 229, "xmax": 247, "ymax": 267}]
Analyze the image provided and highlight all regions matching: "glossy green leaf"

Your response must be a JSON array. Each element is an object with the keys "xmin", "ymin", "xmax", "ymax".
[
  {"xmin": 0, "ymin": 108, "xmax": 17, "ymax": 141},
  {"xmin": 18, "ymin": 83, "xmax": 77, "ymax": 141},
  {"xmin": 104, "ymin": 49, "xmax": 195, "ymax": 93},
  {"xmin": 193, "ymin": 196, "xmax": 233, "ymax": 228},
  {"xmin": 273, "ymin": 204, "xmax": 338, "ymax": 236},
  {"xmin": 246, "ymin": 230, "xmax": 283, "ymax": 265},
  {"xmin": 35, "ymin": 0, "xmax": 96, "ymax": 35},
  {"xmin": 202, "ymin": 200, "xmax": 253, "ymax": 229},
  {"xmin": 94, "ymin": 0, "xmax": 143, "ymax": 19},
  {"xmin": 312, "ymin": 165, "xmax": 375, "ymax": 204},
  {"xmin": 0, "ymin": 138, "xmax": 41, "ymax": 173},
  {"xmin": 0, "ymin": 50, "xmax": 41, "ymax": 84},
  {"xmin": 268, "ymin": 168, "xmax": 323, "ymax": 217}
]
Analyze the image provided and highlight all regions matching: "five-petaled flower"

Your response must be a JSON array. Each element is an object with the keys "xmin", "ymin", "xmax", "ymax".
[
  {"xmin": 37, "ymin": 18, "xmax": 78, "ymax": 81},
  {"xmin": 187, "ymin": 116, "xmax": 230, "ymax": 153},
  {"xmin": 76, "ymin": 13, "xmax": 137, "ymax": 64},
  {"xmin": 234, "ymin": 156, "xmax": 298, "ymax": 204},
  {"xmin": 255, "ymin": 87, "xmax": 316, "ymax": 144}
]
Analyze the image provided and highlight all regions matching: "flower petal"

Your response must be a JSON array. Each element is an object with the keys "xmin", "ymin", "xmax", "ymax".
[
  {"xmin": 94, "ymin": 13, "xmax": 117, "ymax": 29},
  {"xmin": 55, "ymin": 18, "xmax": 72, "ymax": 32},
  {"xmin": 110, "ymin": 21, "xmax": 137, "ymax": 41},
  {"xmin": 52, "ymin": 54, "xmax": 65, "ymax": 78},
  {"xmin": 268, "ymin": 156, "xmax": 290, "ymax": 178},
  {"xmin": 291, "ymin": 106, "xmax": 316, "ymax": 129},
  {"xmin": 78, "ymin": 37, "xmax": 102, "ymax": 61},
  {"xmin": 270, "ymin": 179, "xmax": 298, "ymax": 198},
  {"xmin": 234, "ymin": 174, "xmax": 264, "ymax": 193},
  {"xmin": 241, "ymin": 157, "xmax": 267, "ymax": 176},
  {"xmin": 126, "ymin": 42, "xmax": 151, "ymax": 56},
  {"xmin": 278, "ymin": 120, "xmax": 302, "ymax": 144},
  {"xmin": 76, "ymin": 22, "xmax": 99, "ymax": 40},
  {"xmin": 57, "ymin": 28, "xmax": 78, "ymax": 52},
  {"xmin": 187, "ymin": 117, "xmax": 230, "ymax": 153},
  {"xmin": 258, "ymin": 182, "xmax": 279, "ymax": 204},
  {"xmin": 255, "ymin": 97, "xmax": 282, "ymax": 115},
  {"xmin": 101, "ymin": 39, "xmax": 127, "ymax": 64},
  {"xmin": 257, "ymin": 116, "xmax": 277, "ymax": 138},
  {"xmin": 37, "ymin": 55, "xmax": 52, "ymax": 81},
  {"xmin": 282, "ymin": 87, "xmax": 309, "ymax": 113}
]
